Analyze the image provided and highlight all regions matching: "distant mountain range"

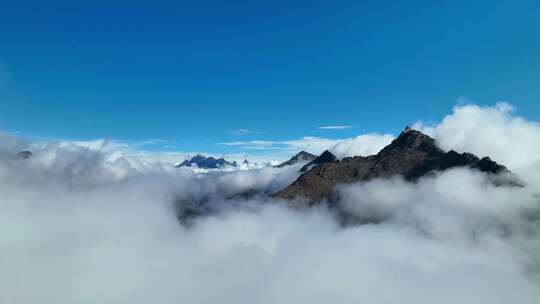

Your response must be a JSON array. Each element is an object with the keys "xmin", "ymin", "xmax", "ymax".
[
  {"xmin": 274, "ymin": 151, "xmax": 316, "ymax": 168},
  {"xmin": 176, "ymin": 155, "xmax": 237, "ymax": 169},
  {"xmin": 274, "ymin": 127, "xmax": 521, "ymax": 202}
]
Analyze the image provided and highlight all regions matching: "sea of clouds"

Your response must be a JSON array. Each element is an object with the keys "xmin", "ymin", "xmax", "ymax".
[{"xmin": 1, "ymin": 103, "xmax": 540, "ymax": 303}]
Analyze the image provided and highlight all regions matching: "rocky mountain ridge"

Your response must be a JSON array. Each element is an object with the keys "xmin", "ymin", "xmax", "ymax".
[{"xmin": 274, "ymin": 127, "xmax": 520, "ymax": 202}]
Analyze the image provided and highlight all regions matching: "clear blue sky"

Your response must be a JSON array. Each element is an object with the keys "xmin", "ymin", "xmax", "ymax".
[{"xmin": 0, "ymin": 0, "xmax": 539, "ymax": 154}]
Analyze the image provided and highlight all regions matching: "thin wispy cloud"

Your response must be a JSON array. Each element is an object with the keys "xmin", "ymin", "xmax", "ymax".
[
  {"xmin": 221, "ymin": 140, "xmax": 277, "ymax": 148},
  {"xmin": 220, "ymin": 137, "xmax": 339, "ymax": 152},
  {"xmin": 220, "ymin": 134, "xmax": 393, "ymax": 158},
  {"xmin": 59, "ymin": 138, "xmax": 178, "ymax": 152},
  {"xmin": 230, "ymin": 128, "xmax": 260, "ymax": 136},
  {"xmin": 318, "ymin": 125, "xmax": 352, "ymax": 130}
]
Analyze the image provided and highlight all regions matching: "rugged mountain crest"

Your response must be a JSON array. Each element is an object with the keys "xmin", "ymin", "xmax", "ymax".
[
  {"xmin": 176, "ymin": 155, "xmax": 236, "ymax": 169},
  {"xmin": 275, "ymin": 151, "xmax": 317, "ymax": 168},
  {"xmin": 300, "ymin": 150, "xmax": 337, "ymax": 172},
  {"xmin": 274, "ymin": 128, "xmax": 519, "ymax": 202}
]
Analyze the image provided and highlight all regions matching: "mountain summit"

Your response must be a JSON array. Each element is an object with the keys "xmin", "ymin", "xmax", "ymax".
[
  {"xmin": 377, "ymin": 127, "xmax": 444, "ymax": 157},
  {"xmin": 274, "ymin": 128, "xmax": 519, "ymax": 201},
  {"xmin": 299, "ymin": 150, "xmax": 337, "ymax": 172}
]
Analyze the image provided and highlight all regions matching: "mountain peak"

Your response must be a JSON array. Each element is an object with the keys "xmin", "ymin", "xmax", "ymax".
[
  {"xmin": 299, "ymin": 150, "xmax": 337, "ymax": 172},
  {"xmin": 274, "ymin": 151, "xmax": 317, "ymax": 168},
  {"xmin": 378, "ymin": 127, "xmax": 444, "ymax": 157},
  {"xmin": 317, "ymin": 150, "xmax": 337, "ymax": 162},
  {"xmin": 297, "ymin": 151, "xmax": 313, "ymax": 157}
]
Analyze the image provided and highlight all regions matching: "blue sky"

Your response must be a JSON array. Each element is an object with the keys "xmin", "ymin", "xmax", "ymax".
[{"xmin": 0, "ymin": 0, "xmax": 539, "ymax": 157}]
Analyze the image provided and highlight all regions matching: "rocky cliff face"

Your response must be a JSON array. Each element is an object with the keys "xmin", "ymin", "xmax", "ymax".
[{"xmin": 274, "ymin": 128, "xmax": 519, "ymax": 202}]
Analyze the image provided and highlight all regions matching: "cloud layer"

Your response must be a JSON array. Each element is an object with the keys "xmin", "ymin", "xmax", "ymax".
[{"xmin": 1, "ymin": 103, "xmax": 540, "ymax": 303}]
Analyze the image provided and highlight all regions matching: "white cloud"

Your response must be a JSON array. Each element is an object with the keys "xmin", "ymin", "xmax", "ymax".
[
  {"xmin": 9, "ymin": 135, "xmax": 275, "ymax": 168},
  {"xmin": 220, "ymin": 137, "xmax": 340, "ymax": 154},
  {"xmin": 230, "ymin": 128, "xmax": 259, "ymax": 136},
  {"xmin": 221, "ymin": 140, "xmax": 277, "ymax": 148},
  {"xmin": 330, "ymin": 133, "xmax": 394, "ymax": 158},
  {"xmin": 220, "ymin": 133, "xmax": 394, "ymax": 159},
  {"xmin": 318, "ymin": 125, "xmax": 352, "ymax": 130},
  {"xmin": 283, "ymin": 137, "xmax": 342, "ymax": 154},
  {"xmin": 413, "ymin": 102, "xmax": 540, "ymax": 183}
]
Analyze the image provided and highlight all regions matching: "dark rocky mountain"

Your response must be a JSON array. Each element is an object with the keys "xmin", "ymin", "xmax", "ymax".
[
  {"xmin": 274, "ymin": 127, "xmax": 520, "ymax": 202},
  {"xmin": 299, "ymin": 150, "xmax": 337, "ymax": 172},
  {"xmin": 275, "ymin": 151, "xmax": 317, "ymax": 168},
  {"xmin": 16, "ymin": 151, "xmax": 33, "ymax": 159},
  {"xmin": 176, "ymin": 155, "xmax": 236, "ymax": 169}
]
